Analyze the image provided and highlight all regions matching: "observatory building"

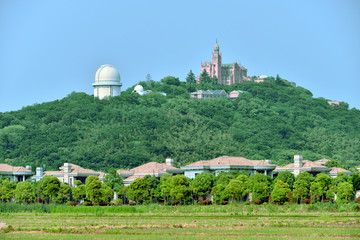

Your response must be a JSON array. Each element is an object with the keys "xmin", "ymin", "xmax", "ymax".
[{"xmin": 93, "ymin": 64, "xmax": 122, "ymax": 99}]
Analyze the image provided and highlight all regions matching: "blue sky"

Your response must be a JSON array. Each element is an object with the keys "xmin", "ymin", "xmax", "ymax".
[{"xmin": 0, "ymin": 0, "xmax": 359, "ymax": 112}]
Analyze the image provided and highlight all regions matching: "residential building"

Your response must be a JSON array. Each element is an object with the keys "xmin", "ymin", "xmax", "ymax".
[
  {"xmin": 273, "ymin": 155, "xmax": 352, "ymax": 178},
  {"xmin": 0, "ymin": 164, "xmax": 33, "ymax": 182},
  {"xmin": 329, "ymin": 167, "xmax": 354, "ymax": 178},
  {"xmin": 44, "ymin": 163, "xmax": 105, "ymax": 186},
  {"xmin": 274, "ymin": 155, "xmax": 331, "ymax": 176},
  {"xmin": 190, "ymin": 90, "xmax": 228, "ymax": 99},
  {"xmin": 117, "ymin": 159, "xmax": 183, "ymax": 186},
  {"xmin": 181, "ymin": 156, "xmax": 276, "ymax": 179},
  {"xmin": 229, "ymin": 90, "xmax": 248, "ymax": 99},
  {"xmin": 328, "ymin": 101, "xmax": 340, "ymax": 106}
]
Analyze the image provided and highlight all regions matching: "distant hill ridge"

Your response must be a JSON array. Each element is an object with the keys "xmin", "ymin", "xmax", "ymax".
[{"xmin": 0, "ymin": 77, "xmax": 359, "ymax": 171}]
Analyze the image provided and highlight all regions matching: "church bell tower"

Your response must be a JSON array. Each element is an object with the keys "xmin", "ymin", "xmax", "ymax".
[{"xmin": 212, "ymin": 40, "xmax": 222, "ymax": 83}]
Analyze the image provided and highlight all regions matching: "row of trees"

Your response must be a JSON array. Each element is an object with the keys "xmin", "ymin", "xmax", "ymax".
[
  {"xmin": 0, "ymin": 170, "xmax": 122, "ymax": 204},
  {"xmin": 127, "ymin": 171, "xmax": 360, "ymax": 205},
  {"xmin": 2, "ymin": 170, "xmax": 358, "ymax": 205}
]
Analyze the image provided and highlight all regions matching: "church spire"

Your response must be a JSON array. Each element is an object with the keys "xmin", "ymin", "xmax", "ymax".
[{"xmin": 214, "ymin": 40, "xmax": 219, "ymax": 52}]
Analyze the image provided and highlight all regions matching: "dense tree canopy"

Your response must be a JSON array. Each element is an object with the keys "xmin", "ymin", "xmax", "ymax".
[{"xmin": 0, "ymin": 77, "xmax": 359, "ymax": 173}]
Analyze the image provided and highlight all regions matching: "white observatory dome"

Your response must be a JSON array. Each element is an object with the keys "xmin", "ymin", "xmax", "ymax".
[
  {"xmin": 94, "ymin": 64, "xmax": 121, "ymax": 83},
  {"xmin": 134, "ymin": 85, "xmax": 144, "ymax": 93},
  {"xmin": 93, "ymin": 64, "xmax": 122, "ymax": 99}
]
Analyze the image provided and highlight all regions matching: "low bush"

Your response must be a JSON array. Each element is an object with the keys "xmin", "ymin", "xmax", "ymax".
[
  {"xmin": 172, "ymin": 200, "xmax": 180, "ymax": 205},
  {"xmin": 129, "ymin": 202, "xmax": 136, "ymax": 206},
  {"xmin": 67, "ymin": 201, "xmax": 77, "ymax": 206},
  {"xmin": 83, "ymin": 202, "xmax": 93, "ymax": 206},
  {"xmin": 252, "ymin": 199, "xmax": 262, "ymax": 205},
  {"xmin": 36, "ymin": 199, "xmax": 45, "ymax": 204},
  {"xmin": 355, "ymin": 197, "xmax": 360, "ymax": 204},
  {"xmin": 198, "ymin": 199, "xmax": 212, "ymax": 205},
  {"xmin": 352, "ymin": 205, "xmax": 360, "ymax": 212},
  {"xmin": 303, "ymin": 198, "xmax": 311, "ymax": 204},
  {"xmin": 243, "ymin": 201, "xmax": 250, "ymax": 205},
  {"xmin": 220, "ymin": 200, "xmax": 228, "ymax": 205}
]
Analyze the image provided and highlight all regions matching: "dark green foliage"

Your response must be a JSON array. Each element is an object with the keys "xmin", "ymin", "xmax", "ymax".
[
  {"xmin": 103, "ymin": 168, "xmax": 123, "ymax": 192},
  {"xmin": 190, "ymin": 173, "xmax": 215, "ymax": 199},
  {"xmin": 275, "ymin": 171, "xmax": 295, "ymax": 189},
  {"xmin": 325, "ymin": 160, "xmax": 343, "ymax": 168},
  {"xmin": 271, "ymin": 180, "xmax": 291, "ymax": 204},
  {"xmin": 42, "ymin": 176, "xmax": 61, "ymax": 203},
  {"xmin": 199, "ymin": 70, "xmax": 211, "ymax": 83},
  {"xmin": 126, "ymin": 178, "xmax": 148, "ymax": 204},
  {"xmin": 0, "ymin": 78, "xmax": 359, "ymax": 173},
  {"xmin": 185, "ymin": 70, "xmax": 196, "ymax": 85}
]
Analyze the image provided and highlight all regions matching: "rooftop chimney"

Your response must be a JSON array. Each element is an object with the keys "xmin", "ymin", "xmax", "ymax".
[
  {"xmin": 36, "ymin": 167, "xmax": 43, "ymax": 177},
  {"xmin": 165, "ymin": 158, "xmax": 174, "ymax": 167},
  {"xmin": 63, "ymin": 163, "xmax": 72, "ymax": 184},
  {"xmin": 294, "ymin": 155, "xmax": 303, "ymax": 176}
]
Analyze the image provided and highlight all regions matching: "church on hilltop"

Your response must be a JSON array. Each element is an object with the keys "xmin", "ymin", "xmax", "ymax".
[{"xmin": 198, "ymin": 41, "xmax": 251, "ymax": 85}]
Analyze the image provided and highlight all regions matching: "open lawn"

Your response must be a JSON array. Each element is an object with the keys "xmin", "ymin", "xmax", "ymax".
[{"xmin": 1, "ymin": 204, "xmax": 360, "ymax": 239}]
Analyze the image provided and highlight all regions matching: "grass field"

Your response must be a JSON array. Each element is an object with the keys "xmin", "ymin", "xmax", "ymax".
[{"xmin": 1, "ymin": 204, "xmax": 360, "ymax": 239}]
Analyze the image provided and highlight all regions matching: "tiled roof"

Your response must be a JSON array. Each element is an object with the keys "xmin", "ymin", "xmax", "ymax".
[
  {"xmin": 44, "ymin": 171, "xmax": 62, "ymax": 176},
  {"xmin": 117, "ymin": 169, "xmax": 135, "ymax": 175},
  {"xmin": 131, "ymin": 162, "xmax": 181, "ymax": 175},
  {"xmin": 45, "ymin": 163, "xmax": 99, "ymax": 176},
  {"xmin": 277, "ymin": 160, "xmax": 328, "ymax": 169},
  {"xmin": 0, "ymin": 164, "xmax": 32, "ymax": 173},
  {"xmin": 123, "ymin": 175, "xmax": 143, "ymax": 182},
  {"xmin": 329, "ymin": 167, "xmax": 351, "ymax": 174},
  {"xmin": 185, "ymin": 156, "xmax": 275, "ymax": 167},
  {"xmin": 314, "ymin": 159, "xmax": 331, "ymax": 164}
]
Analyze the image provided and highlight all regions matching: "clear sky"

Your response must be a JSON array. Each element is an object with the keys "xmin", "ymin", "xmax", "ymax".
[{"xmin": 0, "ymin": 0, "xmax": 359, "ymax": 112}]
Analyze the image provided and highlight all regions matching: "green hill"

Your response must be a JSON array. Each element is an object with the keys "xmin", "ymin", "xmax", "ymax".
[{"xmin": 1, "ymin": 77, "xmax": 359, "ymax": 171}]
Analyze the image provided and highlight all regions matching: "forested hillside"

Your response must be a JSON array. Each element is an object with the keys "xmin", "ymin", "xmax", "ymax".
[{"xmin": 1, "ymin": 76, "xmax": 359, "ymax": 171}]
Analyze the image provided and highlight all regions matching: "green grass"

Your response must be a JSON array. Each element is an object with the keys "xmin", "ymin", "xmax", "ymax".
[
  {"xmin": 1, "ymin": 202, "xmax": 359, "ymax": 214},
  {"xmin": 1, "ymin": 203, "xmax": 360, "ymax": 239}
]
